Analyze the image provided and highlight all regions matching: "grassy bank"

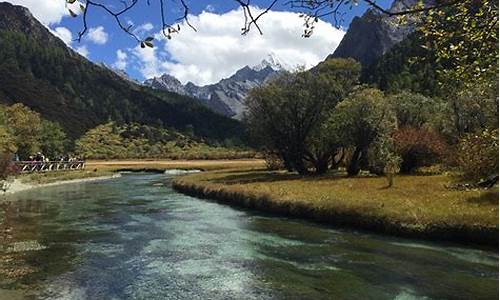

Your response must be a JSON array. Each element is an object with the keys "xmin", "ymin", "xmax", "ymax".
[
  {"xmin": 18, "ymin": 169, "xmax": 114, "ymax": 185},
  {"xmin": 87, "ymin": 159, "xmax": 265, "ymax": 172},
  {"xmin": 173, "ymin": 169, "xmax": 499, "ymax": 246},
  {"xmin": 5, "ymin": 160, "xmax": 264, "ymax": 192}
]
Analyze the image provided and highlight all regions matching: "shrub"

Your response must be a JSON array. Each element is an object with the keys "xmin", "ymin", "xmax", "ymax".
[
  {"xmin": 0, "ymin": 153, "xmax": 18, "ymax": 188},
  {"xmin": 367, "ymin": 134, "xmax": 400, "ymax": 176},
  {"xmin": 457, "ymin": 129, "xmax": 499, "ymax": 181},
  {"xmin": 393, "ymin": 127, "xmax": 448, "ymax": 173},
  {"xmin": 263, "ymin": 152, "xmax": 284, "ymax": 171}
]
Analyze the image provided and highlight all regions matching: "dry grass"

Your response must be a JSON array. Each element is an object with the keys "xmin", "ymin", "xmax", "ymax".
[
  {"xmin": 19, "ymin": 169, "xmax": 114, "ymax": 185},
  {"xmin": 173, "ymin": 169, "xmax": 498, "ymax": 244},
  {"xmin": 87, "ymin": 159, "xmax": 265, "ymax": 172}
]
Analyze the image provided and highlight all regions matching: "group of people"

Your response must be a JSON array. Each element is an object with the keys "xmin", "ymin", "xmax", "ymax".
[
  {"xmin": 20, "ymin": 153, "xmax": 84, "ymax": 162},
  {"xmin": 27, "ymin": 152, "xmax": 48, "ymax": 162}
]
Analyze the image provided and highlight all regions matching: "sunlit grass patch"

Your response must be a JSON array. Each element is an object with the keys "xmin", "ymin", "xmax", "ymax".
[{"xmin": 173, "ymin": 169, "xmax": 498, "ymax": 244}]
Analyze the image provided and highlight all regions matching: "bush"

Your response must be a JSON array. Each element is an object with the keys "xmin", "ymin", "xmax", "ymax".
[
  {"xmin": 0, "ymin": 153, "xmax": 18, "ymax": 190},
  {"xmin": 457, "ymin": 129, "xmax": 499, "ymax": 181},
  {"xmin": 393, "ymin": 127, "xmax": 448, "ymax": 173},
  {"xmin": 263, "ymin": 152, "xmax": 284, "ymax": 171}
]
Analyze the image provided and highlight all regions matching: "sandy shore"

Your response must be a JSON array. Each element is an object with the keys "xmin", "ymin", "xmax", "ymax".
[{"xmin": 3, "ymin": 174, "xmax": 122, "ymax": 195}]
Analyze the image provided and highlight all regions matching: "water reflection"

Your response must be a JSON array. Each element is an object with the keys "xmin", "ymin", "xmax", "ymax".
[{"xmin": 0, "ymin": 173, "xmax": 498, "ymax": 300}]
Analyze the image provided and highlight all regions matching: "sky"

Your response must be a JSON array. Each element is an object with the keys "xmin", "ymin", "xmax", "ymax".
[{"xmin": 5, "ymin": 0, "xmax": 392, "ymax": 85}]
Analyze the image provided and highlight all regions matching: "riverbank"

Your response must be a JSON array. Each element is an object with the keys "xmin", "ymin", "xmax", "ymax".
[
  {"xmin": 4, "ymin": 171, "xmax": 120, "ymax": 195},
  {"xmin": 2, "ymin": 160, "xmax": 265, "ymax": 195},
  {"xmin": 87, "ymin": 159, "xmax": 265, "ymax": 172},
  {"xmin": 172, "ymin": 169, "xmax": 499, "ymax": 246}
]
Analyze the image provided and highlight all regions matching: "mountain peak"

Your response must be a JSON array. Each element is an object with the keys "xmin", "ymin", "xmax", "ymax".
[
  {"xmin": 329, "ymin": 0, "xmax": 419, "ymax": 67},
  {"xmin": 252, "ymin": 53, "xmax": 287, "ymax": 71}
]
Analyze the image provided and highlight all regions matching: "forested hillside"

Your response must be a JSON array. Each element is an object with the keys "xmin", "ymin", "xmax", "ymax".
[
  {"xmin": 361, "ymin": 33, "xmax": 441, "ymax": 96},
  {"xmin": 0, "ymin": 2, "xmax": 244, "ymax": 143}
]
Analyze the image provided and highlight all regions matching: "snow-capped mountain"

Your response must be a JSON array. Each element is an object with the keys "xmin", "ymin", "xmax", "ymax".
[
  {"xmin": 252, "ymin": 53, "xmax": 290, "ymax": 71},
  {"xmin": 144, "ymin": 55, "xmax": 285, "ymax": 119}
]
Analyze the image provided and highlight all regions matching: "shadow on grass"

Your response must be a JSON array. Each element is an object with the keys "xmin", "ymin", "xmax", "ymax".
[
  {"xmin": 211, "ymin": 172, "xmax": 303, "ymax": 184},
  {"xmin": 210, "ymin": 170, "xmax": 355, "ymax": 185},
  {"xmin": 466, "ymin": 189, "xmax": 499, "ymax": 205}
]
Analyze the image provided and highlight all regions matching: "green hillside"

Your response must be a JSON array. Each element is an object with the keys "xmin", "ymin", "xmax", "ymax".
[
  {"xmin": 0, "ymin": 2, "xmax": 245, "ymax": 143},
  {"xmin": 361, "ymin": 33, "xmax": 441, "ymax": 96}
]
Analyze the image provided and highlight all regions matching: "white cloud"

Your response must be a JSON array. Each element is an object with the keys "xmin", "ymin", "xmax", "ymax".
[
  {"xmin": 205, "ymin": 4, "xmax": 215, "ymax": 12},
  {"xmin": 51, "ymin": 26, "xmax": 73, "ymax": 45},
  {"xmin": 6, "ymin": 0, "xmax": 81, "ymax": 25},
  {"xmin": 133, "ymin": 7, "xmax": 344, "ymax": 85},
  {"xmin": 135, "ymin": 22, "xmax": 154, "ymax": 33},
  {"xmin": 113, "ymin": 50, "xmax": 128, "ymax": 70},
  {"xmin": 86, "ymin": 26, "xmax": 108, "ymax": 45},
  {"xmin": 76, "ymin": 45, "xmax": 89, "ymax": 57},
  {"xmin": 132, "ymin": 45, "xmax": 166, "ymax": 79}
]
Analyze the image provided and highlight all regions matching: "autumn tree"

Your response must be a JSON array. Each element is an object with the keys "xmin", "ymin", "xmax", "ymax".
[
  {"xmin": 3, "ymin": 103, "xmax": 42, "ymax": 159},
  {"xmin": 0, "ymin": 126, "xmax": 17, "ymax": 155},
  {"xmin": 75, "ymin": 122, "xmax": 126, "ymax": 159}
]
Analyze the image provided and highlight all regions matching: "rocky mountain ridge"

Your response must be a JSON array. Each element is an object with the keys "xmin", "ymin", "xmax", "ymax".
[
  {"xmin": 144, "ymin": 55, "xmax": 285, "ymax": 119},
  {"xmin": 329, "ymin": 0, "xmax": 419, "ymax": 67}
]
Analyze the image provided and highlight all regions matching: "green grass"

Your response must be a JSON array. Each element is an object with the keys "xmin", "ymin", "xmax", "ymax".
[
  {"xmin": 19, "ymin": 169, "xmax": 114, "ymax": 185},
  {"xmin": 173, "ymin": 168, "xmax": 498, "ymax": 245}
]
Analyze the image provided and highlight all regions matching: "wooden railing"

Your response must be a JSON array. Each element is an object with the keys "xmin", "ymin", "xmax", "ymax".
[{"xmin": 14, "ymin": 161, "xmax": 86, "ymax": 173}]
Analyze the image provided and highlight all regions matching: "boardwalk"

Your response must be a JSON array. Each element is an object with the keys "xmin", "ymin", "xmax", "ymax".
[{"xmin": 15, "ymin": 161, "xmax": 86, "ymax": 173}]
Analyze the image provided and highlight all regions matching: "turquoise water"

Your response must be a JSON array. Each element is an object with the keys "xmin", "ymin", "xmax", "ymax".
[{"xmin": 0, "ymin": 173, "xmax": 498, "ymax": 299}]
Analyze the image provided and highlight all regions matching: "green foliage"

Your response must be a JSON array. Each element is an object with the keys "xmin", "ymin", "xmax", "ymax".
[
  {"xmin": 328, "ymin": 87, "xmax": 396, "ymax": 175},
  {"xmin": 3, "ymin": 103, "xmax": 42, "ymax": 159},
  {"xmin": 457, "ymin": 129, "xmax": 499, "ymax": 181},
  {"xmin": 41, "ymin": 119, "xmax": 67, "ymax": 159},
  {"xmin": 362, "ymin": 33, "xmax": 441, "ymax": 96},
  {"xmin": 416, "ymin": 0, "xmax": 498, "ymax": 89},
  {"xmin": 445, "ymin": 83, "xmax": 499, "ymax": 140},
  {"xmin": 367, "ymin": 134, "xmax": 400, "ymax": 176},
  {"xmin": 75, "ymin": 122, "xmax": 255, "ymax": 160},
  {"xmin": 245, "ymin": 58, "xmax": 361, "ymax": 174},
  {"xmin": 0, "ymin": 103, "xmax": 68, "ymax": 159},
  {"xmin": 388, "ymin": 91, "xmax": 444, "ymax": 128},
  {"xmin": 75, "ymin": 123, "xmax": 124, "ymax": 159},
  {"xmin": 0, "ymin": 125, "xmax": 17, "ymax": 154}
]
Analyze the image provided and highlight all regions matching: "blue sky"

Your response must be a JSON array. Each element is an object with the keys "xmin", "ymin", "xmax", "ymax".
[{"xmin": 8, "ymin": 0, "xmax": 393, "ymax": 84}]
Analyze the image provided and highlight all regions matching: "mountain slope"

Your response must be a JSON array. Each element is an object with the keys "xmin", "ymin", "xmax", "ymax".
[
  {"xmin": 0, "ymin": 2, "xmax": 245, "ymax": 143},
  {"xmin": 144, "ymin": 55, "xmax": 284, "ymax": 119},
  {"xmin": 361, "ymin": 32, "xmax": 440, "ymax": 96},
  {"xmin": 329, "ymin": 0, "xmax": 417, "ymax": 67}
]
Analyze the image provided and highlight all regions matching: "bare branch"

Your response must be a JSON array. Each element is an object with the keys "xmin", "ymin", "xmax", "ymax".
[{"xmin": 73, "ymin": 0, "xmax": 464, "ymax": 43}]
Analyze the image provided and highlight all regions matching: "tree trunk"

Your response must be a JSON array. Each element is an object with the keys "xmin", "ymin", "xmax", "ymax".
[
  {"xmin": 331, "ymin": 149, "xmax": 345, "ymax": 170},
  {"xmin": 314, "ymin": 156, "xmax": 329, "ymax": 175},
  {"xmin": 348, "ymin": 146, "xmax": 362, "ymax": 176},
  {"xmin": 292, "ymin": 154, "xmax": 308, "ymax": 175},
  {"xmin": 386, "ymin": 173, "xmax": 394, "ymax": 188}
]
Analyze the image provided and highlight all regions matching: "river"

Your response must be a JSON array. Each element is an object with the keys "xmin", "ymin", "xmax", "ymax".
[{"xmin": 0, "ymin": 173, "xmax": 497, "ymax": 299}]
